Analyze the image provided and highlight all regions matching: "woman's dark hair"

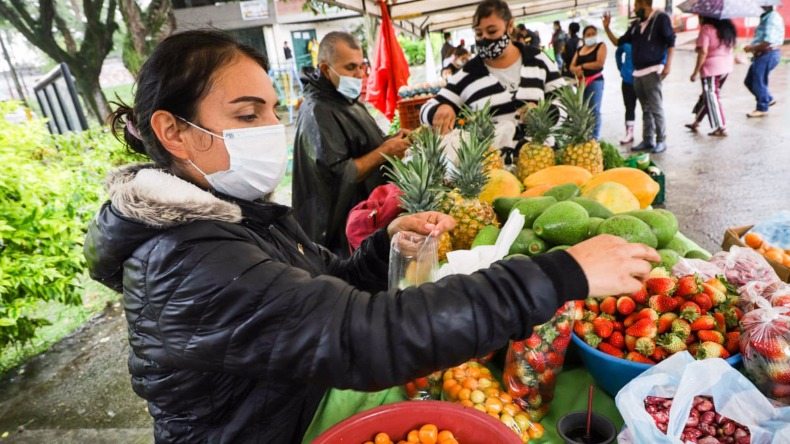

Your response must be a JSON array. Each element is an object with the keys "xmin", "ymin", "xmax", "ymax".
[
  {"xmin": 453, "ymin": 46, "xmax": 470, "ymax": 58},
  {"xmin": 569, "ymin": 22, "xmax": 581, "ymax": 35},
  {"xmin": 583, "ymin": 25, "xmax": 598, "ymax": 37},
  {"xmin": 700, "ymin": 17, "xmax": 737, "ymax": 47},
  {"xmin": 473, "ymin": 0, "xmax": 512, "ymax": 28},
  {"xmin": 107, "ymin": 29, "xmax": 269, "ymax": 169}
]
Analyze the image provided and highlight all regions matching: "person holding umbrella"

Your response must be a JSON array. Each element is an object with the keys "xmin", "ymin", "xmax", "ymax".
[{"xmin": 744, "ymin": 3, "xmax": 785, "ymax": 118}]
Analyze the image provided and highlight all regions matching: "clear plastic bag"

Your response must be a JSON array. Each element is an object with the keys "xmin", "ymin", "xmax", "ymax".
[
  {"xmin": 402, "ymin": 370, "xmax": 443, "ymax": 401},
  {"xmin": 671, "ymin": 258, "xmax": 724, "ymax": 282},
  {"xmin": 388, "ymin": 232, "xmax": 438, "ymax": 290},
  {"xmin": 766, "ymin": 282, "xmax": 790, "ymax": 309},
  {"xmin": 740, "ymin": 306, "xmax": 790, "ymax": 405},
  {"xmin": 504, "ymin": 300, "xmax": 583, "ymax": 422},
  {"xmin": 709, "ymin": 246, "xmax": 780, "ymax": 288}
]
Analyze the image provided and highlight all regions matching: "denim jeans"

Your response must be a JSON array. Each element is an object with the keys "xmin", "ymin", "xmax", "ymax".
[
  {"xmin": 744, "ymin": 50, "xmax": 781, "ymax": 112},
  {"xmin": 584, "ymin": 79, "xmax": 604, "ymax": 140},
  {"xmin": 634, "ymin": 73, "xmax": 665, "ymax": 143}
]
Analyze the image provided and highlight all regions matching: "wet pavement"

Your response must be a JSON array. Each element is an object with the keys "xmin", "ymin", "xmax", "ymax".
[{"xmin": 0, "ymin": 45, "xmax": 788, "ymax": 444}]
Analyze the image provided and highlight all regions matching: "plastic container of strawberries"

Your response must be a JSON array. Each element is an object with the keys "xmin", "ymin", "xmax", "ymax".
[{"xmin": 572, "ymin": 333, "xmax": 743, "ymax": 397}]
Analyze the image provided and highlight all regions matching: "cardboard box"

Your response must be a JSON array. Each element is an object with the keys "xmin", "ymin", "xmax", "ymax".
[{"xmin": 722, "ymin": 225, "xmax": 790, "ymax": 282}]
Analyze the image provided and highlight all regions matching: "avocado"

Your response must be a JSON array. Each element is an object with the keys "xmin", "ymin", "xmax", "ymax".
[
  {"xmin": 493, "ymin": 197, "xmax": 528, "ymax": 223},
  {"xmin": 513, "ymin": 196, "xmax": 558, "ymax": 228},
  {"xmin": 509, "ymin": 228, "xmax": 547, "ymax": 256},
  {"xmin": 547, "ymin": 245, "xmax": 571, "ymax": 252},
  {"xmin": 654, "ymin": 209, "xmax": 679, "ymax": 235},
  {"xmin": 587, "ymin": 217, "xmax": 604, "ymax": 239},
  {"xmin": 625, "ymin": 210, "xmax": 678, "ymax": 248},
  {"xmin": 533, "ymin": 201, "xmax": 590, "ymax": 246},
  {"xmin": 596, "ymin": 215, "xmax": 658, "ymax": 248},
  {"xmin": 472, "ymin": 224, "xmax": 501, "ymax": 248},
  {"xmin": 657, "ymin": 249, "xmax": 681, "ymax": 269},
  {"xmin": 504, "ymin": 253, "xmax": 530, "ymax": 260},
  {"xmin": 568, "ymin": 197, "xmax": 614, "ymax": 219},
  {"xmin": 685, "ymin": 250, "xmax": 712, "ymax": 260},
  {"xmin": 664, "ymin": 234, "xmax": 690, "ymax": 257},
  {"xmin": 544, "ymin": 183, "xmax": 581, "ymax": 201}
]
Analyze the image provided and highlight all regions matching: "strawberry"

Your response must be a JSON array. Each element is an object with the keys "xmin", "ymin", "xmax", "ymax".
[
  {"xmin": 696, "ymin": 341, "xmax": 730, "ymax": 360},
  {"xmin": 546, "ymin": 351, "xmax": 564, "ymax": 368},
  {"xmin": 607, "ymin": 331, "xmax": 625, "ymax": 349},
  {"xmin": 692, "ymin": 293, "xmax": 713, "ymax": 312},
  {"xmin": 513, "ymin": 341, "xmax": 526, "ymax": 354},
  {"xmin": 538, "ymin": 369, "xmax": 556, "ymax": 385},
  {"xmin": 584, "ymin": 333, "xmax": 603, "ymax": 348},
  {"xmin": 593, "ymin": 317, "xmax": 614, "ymax": 339},
  {"xmin": 771, "ymin": 384, "xmax": 790, "ymax": 400},
  {"xmin": 626, "ymin": 318, "xmax": 658, "ymax": 339},
  {"xmin": 635, "ymin": 337, "xmax": 656, "ymax": 357},
  {"xmin": 671, "ymin": 318, "xmax": 691, "ymax": 338},
  {"xmin": 525, "ymin": 405, "xmax": 550, "ymax": 423},
  {"xmin": 538, "ymin": 325, "xmax": 560, "ymax": 343},
  {"xmin": 717, "ymin": 306, "xmax": 740, "ymax": 330},
  {"xmin": 646, "ymin": 277, "xmax": 676, "ymax": 296},
  {"xmin": 672, "ymin": 295, "xmax": 687, "ymax": 310},
  {"xmin": 584, "ymin": 298, "xmax": 600, "ymax": 314},
  {"xmin": 685, "ymin": 332, "xmax": 697, "ymax": 345},
  {"xmin": 635, "ymin": 307, "xmax": 660, "ymax": 324},
  {"xmin": 657, "ymin": 333, "xmax": 688, "ymax": 354},
  {"xmin": 612, "ymin": 321, "xmax": 624, "ymax": 333},
  {"xmin": 598, "ymin": 313, "xmax": 616, "ymax": 321},
  {"xmin": 749, "ymin": 337, "xmax": 790, "ymax": 361},
  {"xmin": 649, "ymin": 294, "xmax": 679, "ymax": 314},
  {"xmin": 631, "ymin": 286, "xmax": 649, "ymax": 305},
  {"xmin": 725, "ymin": 332, "xmax": 740, "ymax": 354},
  {"xmin": 626, "ymin": 351, "xmax": 656, "ymax": 364},
  {"xmin": 675, "ymin": 275, "xmax": 703, "ymax": 297},
  {"xmin": 617, "ymin": 296, "xmax": 637, "ymax": 316},
  {"xmin": 524, "ymin": 334, "xmax": 543, "ymax": 350},
  {"xmin": 702, "ymin": 282, "xmax": 727, "ymax": 306},
  {"xmin": 712, "ymin": 312, "xmax": 727, "ymax": 335},
  {"xmin": 658, "ymin": 312, "xmax": 678, "ymax": 334},
  {"xmin": 679, "ymin": 301, "xmax": 702, "ymax": 321},
  {"xmin": 582, "ymin": 310, "xmax": 598, "ymax": 322},
  {"xmin": 625, "ymin": 335, "xmax": 638, "ymax": 352},
  {"xmin": 690, "ymin": 315, "xmax": 717, "ymax": 331},
  {"xmin": 623, "ymin": 313, "xmax": 638, "ymax": 328},
  {"xmin": 527, "ymin": 392, "xmax": 543, "ymax": 408},
  {"xmin": 697, "ymin": 330, "xmax": 725, "ymax": 345},
  {"xmin": 527, "ymin": 353, "xmax": 547, "ymax": 373},
  {"xmin": 573, "ymin": 321, "xmax": 593, "ymax": 337},
  {"xmin": 556, "ymin": 318, "xmax": 572, "ymax": 337},
  {"xmin": 599, "ymin": 343, "xmax": 625, "ymax": 358},
  {"xmin": 649, "ymin": 267, "xmax": 670, "ymax": 279},
  {"xmin": 705, "ymin": 277, "xmax": 728, "ymax": 294},
  {"xmin": 599, "ymin": 296, "xmax": 617, "ymax": 316},
  {"xmin": 651, "ymin": 347, "xmax": 670, "ymax": 362},
  {"xmin": 552, "ymin": 336, "xmax": 571, "ymax": 354}
]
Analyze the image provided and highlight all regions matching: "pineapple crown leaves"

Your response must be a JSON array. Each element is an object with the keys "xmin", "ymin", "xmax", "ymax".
[
  {"xmin": 459, "ymin": 100, "xmax": 497, "ymax": 142},
  {"xmin": 382, "ymin": 153, "xmax": 447, "ymax": 214},
  {"xmin": 520, "ymin": 99, "xmax": 558, "ymax": 146},
  {"xmin": 554, "ymin": 85, "xmax": 598, "ymax": 147},
  {"xmin": 449, "ymin": 126, "xmax": 493, "ymax": 198},
  {"xmin": 408, "ymin": 126, "xmax": 448, "ymax": 187}
]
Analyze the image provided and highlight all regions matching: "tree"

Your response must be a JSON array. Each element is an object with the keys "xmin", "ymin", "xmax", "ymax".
[
  {"xmin": 118, "ymin": 0, "xmax": 174, "ymax": 76},
  {"xmin": 0, "ymin": 0, "xmax": 118, "ymax": 124}
]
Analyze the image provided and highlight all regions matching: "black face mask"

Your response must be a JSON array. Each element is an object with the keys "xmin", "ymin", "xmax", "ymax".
[
  {"xmin": 635, "ymin": 8, "xmax": 647, "ymax": 20},
  {"xmin": 476, "ymin": 33, "xmax": 510, "ymax": 60}
]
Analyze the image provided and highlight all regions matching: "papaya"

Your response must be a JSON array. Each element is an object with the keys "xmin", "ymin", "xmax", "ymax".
[
  {"xmin": 479, "ymin": 169, "xmax": 523, "ymax": 204},
  {"xmin": 581, "ymin": 182, "xmax": 641, "ymax": 214},
  {"xmin": 521, "ymin": 184, "xmax": 553, "ymax": 197},
  {"xmin": 522, "ymin": 165, "xmax": 593, "ymax": 189},
  {"xmin": 581, "ymin": 167, "xmax": 660, "ymax": 209}
]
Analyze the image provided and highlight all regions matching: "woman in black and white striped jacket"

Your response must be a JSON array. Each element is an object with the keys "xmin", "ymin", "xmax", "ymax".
[{"xmin": 420, "ymin": 0, "xmax": 566, "ymax": 161}]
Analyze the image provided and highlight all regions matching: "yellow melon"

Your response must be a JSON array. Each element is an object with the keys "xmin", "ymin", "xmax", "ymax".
[
  {"xmin": 522, "ymin": 165, "xmax": 593, "ymax": 189},
  {"xmin": 581, "ymin": 182, "xmax": 640, "ymax": 214},
  {"xmin": 479, "ymin": 169, "xmax": 523, "ymax": 204},
  {"xmin": 582, "ymin": 168, "xmax": 660, "ymax": 209}
]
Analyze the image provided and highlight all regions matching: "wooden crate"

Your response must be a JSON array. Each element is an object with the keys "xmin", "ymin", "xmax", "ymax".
[{"xmin": 397, "ymin": 95, "xmax": 433, "ymax": 130}]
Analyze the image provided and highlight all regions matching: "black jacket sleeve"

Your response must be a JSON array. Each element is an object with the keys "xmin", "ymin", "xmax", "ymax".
[
  {"xmin": 144, "ymin": 232, "xmax": 588, "ymax": 392},
  {"xmin": 319, "ymin": 228, "xmax": 391, "ymax": 293}
]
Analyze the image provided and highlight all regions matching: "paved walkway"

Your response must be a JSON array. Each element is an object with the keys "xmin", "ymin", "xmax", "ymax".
[{"xmin": 0, "ymin": 46, "xmax": 788, "ymax": 444}]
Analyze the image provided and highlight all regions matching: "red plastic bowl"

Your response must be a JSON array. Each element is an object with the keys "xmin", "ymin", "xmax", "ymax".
[{"xmin": 312, "ymin": 400, "xmax": 523, "ymax": 444}]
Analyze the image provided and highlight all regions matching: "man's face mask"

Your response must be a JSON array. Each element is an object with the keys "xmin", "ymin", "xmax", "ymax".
[
  {"xmin": 329, "ymin": 66, "xmax": 362, "ymax": 100},
  {"xmin": 180, "ymin": 118, "xmax": 289, "ymax": 201}
]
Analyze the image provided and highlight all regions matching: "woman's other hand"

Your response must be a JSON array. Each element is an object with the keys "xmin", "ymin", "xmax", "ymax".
[
  {"xmin": 387, "ymin": 211, "xmax": 457, "ymax": 239},
  {"xmin": 432, "ymin": 104, "xmax": 457, "ymax": 135},
  {"xmin": 567, "ymin": 235, "xmax": 661, "ymax": 297}
]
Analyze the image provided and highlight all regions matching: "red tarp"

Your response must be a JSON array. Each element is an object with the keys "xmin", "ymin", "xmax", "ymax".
[{"xmin": 365, "ymin": 0, "xmax": 410, "ymax": 120}]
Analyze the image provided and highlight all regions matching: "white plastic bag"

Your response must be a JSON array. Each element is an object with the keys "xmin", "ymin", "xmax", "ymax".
[
  {"xmin": 709, "ymin": 246, "xmax": 780, "ymax": 288},
  {"xmin": 671, "ymin": 258, "xmax": 724, "ymax": 282},
  {"xmin": 388, "ymin": 233, "xmax": 438, "ymax": 290},
  {"xmin": 616, "ymin": 352, "xmax": 783, "ymax": 443}
]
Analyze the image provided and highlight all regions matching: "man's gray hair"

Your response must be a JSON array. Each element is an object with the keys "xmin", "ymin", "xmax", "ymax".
[{"xmin": 317, "ymin": 32, "xmax": 361, "ymax": 65}]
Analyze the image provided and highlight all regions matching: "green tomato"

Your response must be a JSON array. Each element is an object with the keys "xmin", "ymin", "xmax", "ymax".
[{"xmin": 470, "ymin": 389, "xmax": 486, "ymax": 404}]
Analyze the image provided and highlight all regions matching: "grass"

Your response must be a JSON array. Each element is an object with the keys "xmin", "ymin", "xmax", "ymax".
[
  {"xmin": 0, "ymin": 278, "xmax": 118, "ymax": 379},
  {"xmin": 103, "ymin": 83, "xmax": 135, "ymax": 107}
]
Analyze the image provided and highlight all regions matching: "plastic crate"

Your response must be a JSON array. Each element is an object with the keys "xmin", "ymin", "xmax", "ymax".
[{"xmin": 397, "ymin": 95, "xmax": 433, "ymax": 130}]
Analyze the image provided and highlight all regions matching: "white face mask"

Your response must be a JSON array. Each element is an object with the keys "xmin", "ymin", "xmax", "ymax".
[
  {"xmin": 329, "ymin": 66, "xmax": 363, "ymax": 100},
  {"xmin": 584, "ymin": 36, "xmax": 598, "ymax": 47},
  {"xmin": 181, "ymin": 119, "xmax": 288, "ymax": 201}
]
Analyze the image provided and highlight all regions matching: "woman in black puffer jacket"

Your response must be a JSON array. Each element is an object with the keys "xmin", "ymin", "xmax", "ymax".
[{"xmin": 84, "ymin": 30, "xmax": 659, "ymax": 444}]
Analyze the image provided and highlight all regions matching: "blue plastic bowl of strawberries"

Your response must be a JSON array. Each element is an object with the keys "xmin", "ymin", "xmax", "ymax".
[{"xmin": 572, "ymin": 332, "xmax": 743, "ymax": 397}]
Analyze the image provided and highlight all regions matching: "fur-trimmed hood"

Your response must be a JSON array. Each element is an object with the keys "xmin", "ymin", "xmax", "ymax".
[{"xmin": 106, "ymin": 163, "xmax": 243, "ymax": 228}]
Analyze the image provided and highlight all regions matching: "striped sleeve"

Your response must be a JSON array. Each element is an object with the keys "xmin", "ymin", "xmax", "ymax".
[
  {"xmin": 420, "ymin": 71, "xmax": 468, "ymax": 124},
  {"xmin": 539, "ymin": 52, "xmax": 566, "ymax": 93}
]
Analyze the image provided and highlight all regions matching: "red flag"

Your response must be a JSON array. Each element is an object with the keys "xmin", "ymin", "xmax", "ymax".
[{"xmin": 365, "ymin": 0, "xmax": 410, "ymax": 120}]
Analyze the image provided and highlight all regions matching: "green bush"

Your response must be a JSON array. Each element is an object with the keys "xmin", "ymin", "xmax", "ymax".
[
  {"xmin": 0, "ymin": 101, "xmax": 143, "ymax": 347},
  {"xmin": 397, "ymin": 35, "xmax": 425, "ymax": 66}
]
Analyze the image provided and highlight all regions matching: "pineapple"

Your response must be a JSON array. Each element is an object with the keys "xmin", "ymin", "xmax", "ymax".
[
  {"xmin": 517, "ymin": 99, "xmax": 557, "ymax": 181},
  {"xmin": 383, "ymin": 128, "xmax": 453, "ymax": 260},
  {"xmin": 555, "ymin": 85, "xmax": 604, "ymax": 175},
  {"xmin": 459, "ymin": 101, "xmax": 504, "ymax": 171},
  {"xmin": 447, "ymin": 127, "xmax": 497, "ymax": 251}
]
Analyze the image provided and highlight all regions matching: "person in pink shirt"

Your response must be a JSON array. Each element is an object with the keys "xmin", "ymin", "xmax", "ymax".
[{"xmin": 685, "ymin": 17, "xmax": 736, "ymax": 137}]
